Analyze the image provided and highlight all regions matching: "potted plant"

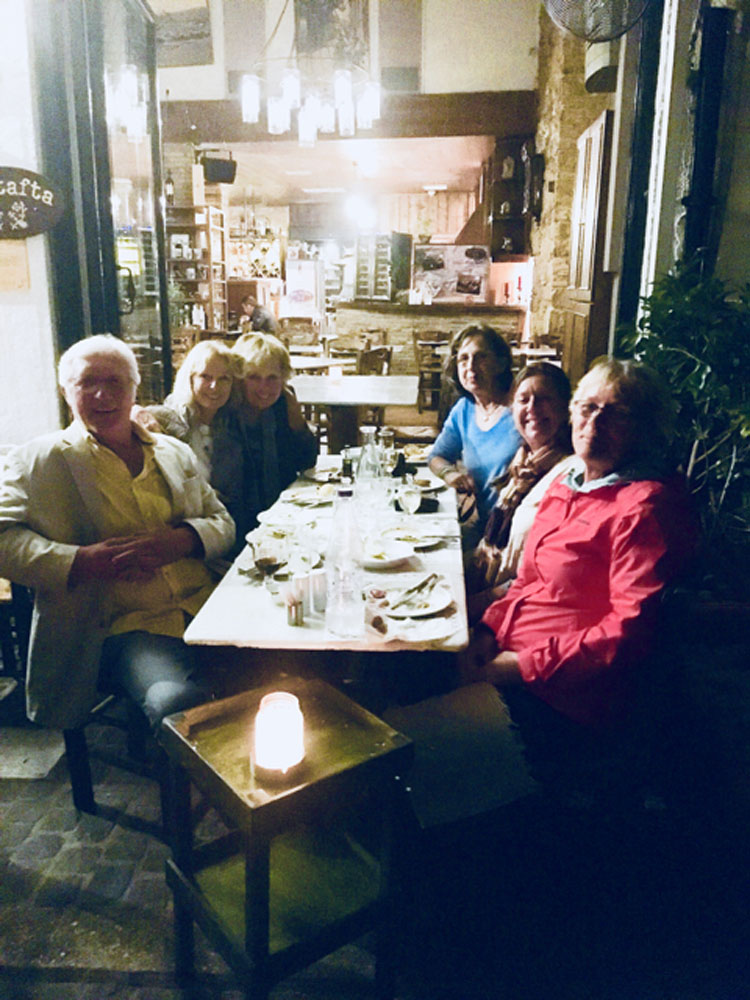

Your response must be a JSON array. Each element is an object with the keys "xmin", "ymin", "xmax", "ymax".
[{"xmin": 618, "ymin": 255, "xmax": 750, "ymax": 614}]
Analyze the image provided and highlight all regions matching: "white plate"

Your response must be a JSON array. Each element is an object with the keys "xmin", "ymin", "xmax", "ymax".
[
  {"xmin": 303, "ymin": 466, "xmax": 341, "ymax": 484},
  {"xmin": 256, "ymin": 507, "xmax": 319, "ymax": 527},
  {"xmin": 362, "ymin": 540, "xmax": 415, "ymax": 570},
  {"xmin": 382, "ymin": 526, "xmax": 444, "ymax": 551},
  {"xmin": 402, "ymin": 444, "xmax": 432, "ymax": 464},
  {"xmin": 382, "ymin": 578, "xmax": 454, "ymax": 618},
  {"xmin": 280, "ymin": 484, "xmax": 337, "ymax": 506}
]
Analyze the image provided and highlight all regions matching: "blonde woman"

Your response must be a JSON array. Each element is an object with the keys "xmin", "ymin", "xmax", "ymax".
[
  {"xmin": 211, "ymin": 333, "xmax": 318, "ymax": 548},
  {"xmin": 136, "ymin": 340, "xmax": 240, "ymax": 480}
]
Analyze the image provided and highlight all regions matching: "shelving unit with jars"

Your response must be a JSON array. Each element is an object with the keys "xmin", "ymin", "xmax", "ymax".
[{"xmin": 166, "ymin": 206, "xmax": 228, "ymax": 331}]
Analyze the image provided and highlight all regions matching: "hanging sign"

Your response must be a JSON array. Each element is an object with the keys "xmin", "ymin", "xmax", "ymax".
[{"xmin": 0, "ymin": 167, "xmax": 65, "ymax": 238}]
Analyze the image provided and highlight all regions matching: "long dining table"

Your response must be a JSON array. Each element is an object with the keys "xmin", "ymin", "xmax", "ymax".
[
  {"xmin": 185, "ymin": 460, "xmax": 468, "ymax": 657},
  {"xmin": 290, "ymin": 374, "xmax": 419, "ymax": 453}
]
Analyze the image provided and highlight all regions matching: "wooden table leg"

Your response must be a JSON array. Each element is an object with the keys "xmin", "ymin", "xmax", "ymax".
[
  {"xmin": 245, "ymin": 830, "xmax": 271, "ymax": 1000},
  {"xmin": 167, "ymin": 761, "xmax": 196, "ymax": 984},
  {"xmin": 374, "ymin": 792, "xmax": 398, "ymax": 1000}
]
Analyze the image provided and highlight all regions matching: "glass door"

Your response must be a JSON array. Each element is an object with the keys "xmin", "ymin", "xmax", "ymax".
[
  {"xmin": 98, "ymin": 0, "xmax": 170, "ymax": 400},
  {"xmin": 33, "ymin": 0, "xmax": 171, "ymax": 402}
]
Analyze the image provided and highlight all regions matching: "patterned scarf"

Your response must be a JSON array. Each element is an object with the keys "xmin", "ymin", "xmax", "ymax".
[{"xmin": 483, "ymin": 442, "xmax": 570, "ymax": 549}]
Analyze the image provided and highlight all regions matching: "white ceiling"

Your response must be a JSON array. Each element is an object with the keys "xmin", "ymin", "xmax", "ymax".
[{"xmin": 196, "ymin": 135, "xmax": 495, "ymax": 206}]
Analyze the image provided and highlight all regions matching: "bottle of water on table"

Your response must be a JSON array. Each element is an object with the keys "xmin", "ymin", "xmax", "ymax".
[
  {"xmin": 325, "ymin": 487, "xmax": 365, "ymax": 637},
  {"xmin": 355, "ymin": 425, "xmax": 385, "ymax": 509}
]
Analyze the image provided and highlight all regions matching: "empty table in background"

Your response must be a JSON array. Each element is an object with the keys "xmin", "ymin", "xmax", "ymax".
[{"xmin": 290, "ymin": 375, "xmax": 419, "ymax": 453}]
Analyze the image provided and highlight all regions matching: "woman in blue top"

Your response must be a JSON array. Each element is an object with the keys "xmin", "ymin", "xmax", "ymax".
[{"xmin": 429, "ymin": 324, "xmax": 521, "ymax": 545}]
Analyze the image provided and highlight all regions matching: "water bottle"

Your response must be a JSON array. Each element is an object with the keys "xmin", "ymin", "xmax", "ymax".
[
  {"xmin": 325, "ymin": 487, "xmax": 365, "ymax": 638},
  {"xmin": 355, "ymin": 425, "xmax": 385, "ymax": 509}
]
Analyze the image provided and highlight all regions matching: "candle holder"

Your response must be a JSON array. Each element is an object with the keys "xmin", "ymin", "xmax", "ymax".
[{"xmin": 252, "ymin": 691, "xmax": 305, "ymax": 783}]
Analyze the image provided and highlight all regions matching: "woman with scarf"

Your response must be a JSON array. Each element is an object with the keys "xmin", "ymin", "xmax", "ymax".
[
  {"xmin": 212, "ymin": 333, "xmax": 318, "ymax": 555},
  {"xmin": 465, "ymin": 362, "xmax": 573, "ymax": 623}
]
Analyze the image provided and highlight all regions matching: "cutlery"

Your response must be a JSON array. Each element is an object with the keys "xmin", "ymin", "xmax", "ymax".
[{"xmin": 389, "ymin": 572, "xmax": 440, "ymax": 611}]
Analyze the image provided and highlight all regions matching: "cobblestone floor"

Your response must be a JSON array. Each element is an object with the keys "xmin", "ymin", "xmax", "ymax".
[
  {"xmin": 2, "ymin": 711, "xmax": 750, "ymax": 1000},
  {"xmin": 0, "ymin": 719, "xmax": 390, "ymax": 1000}
]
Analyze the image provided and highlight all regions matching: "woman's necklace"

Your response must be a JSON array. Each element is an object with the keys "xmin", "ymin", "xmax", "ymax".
[{"xmin": 475, "ymin": 398, "xmax": 506, "ymax": 429}]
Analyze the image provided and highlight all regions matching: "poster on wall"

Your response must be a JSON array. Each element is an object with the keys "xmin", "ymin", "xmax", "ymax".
[
  {"xmin": 0, "ymin": 167, "xmax": 64, "ymax": 238},
  {"xmin": 412, "ymin": 245, "xmax": 490, "ymax": 303},
  {"xmin": 294, "ymin": 0, "xmax": 369, "ymax": 66},
  {"xmin": 152, "ymin": 1, "xmax": 213, "ymax": 67}
]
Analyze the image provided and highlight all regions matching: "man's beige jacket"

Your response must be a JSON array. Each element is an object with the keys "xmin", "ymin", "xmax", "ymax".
[{"xmin": 0, "ymin": 421, "xmax": 235, "ymax": 728}]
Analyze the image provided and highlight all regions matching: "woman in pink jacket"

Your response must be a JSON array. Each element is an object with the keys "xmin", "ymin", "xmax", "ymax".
[{"xmin": 461, "ymin": 358, "xmax": 695, "ymax": 736}]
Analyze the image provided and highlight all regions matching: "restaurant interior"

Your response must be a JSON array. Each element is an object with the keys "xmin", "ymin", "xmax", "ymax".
[{"xmin": 1, "ymin": 0, "xmax": 750, "ymax": 997}]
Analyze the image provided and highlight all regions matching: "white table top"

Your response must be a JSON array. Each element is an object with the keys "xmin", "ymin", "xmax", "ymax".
[
  {"xmin": 289, "ymin": 355, "xmax": 357, "ymax": 372},
  {"xmin": 185, "ymin": 466, "xmax": 468, "ymax": 654},
  {"xmin": 290, "ymin": 374, "xmax": 419, "ymax": 408}
]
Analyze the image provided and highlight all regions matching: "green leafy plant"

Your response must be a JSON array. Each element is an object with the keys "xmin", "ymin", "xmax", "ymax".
[{"xmin": 618, "ymin": 256, "xmax": 750, "ymax": 598}]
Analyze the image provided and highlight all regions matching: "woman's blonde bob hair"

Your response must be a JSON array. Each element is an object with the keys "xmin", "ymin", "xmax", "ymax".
[
  {"xmin": 573, "ymin": 357, "xmax": 675, "ymax": 466},
  {"xmin": 169, "ymin": 339, "xmax": 241, "ymax": 409},
  {"xmin": 233, "ymin": 332, "xmax": 292, "ymax": 382}
]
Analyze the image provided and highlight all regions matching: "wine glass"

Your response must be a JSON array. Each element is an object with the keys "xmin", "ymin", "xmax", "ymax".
[
  {"xmin": 251, "ymin": 538, "xmax": 288, "ymax": 579},
  {"xmin": 398, "ymin": 476, "xmax": 422, "ymax": 517}
]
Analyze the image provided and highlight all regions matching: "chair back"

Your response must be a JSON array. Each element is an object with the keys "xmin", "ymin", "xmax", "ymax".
[
  {"xmin": 413, "ymin": 331, "xmax": 451, "ymax": 412},
  {"xmin": 358, "ymin": 345, "xmax": 393, "ymax": 375}
]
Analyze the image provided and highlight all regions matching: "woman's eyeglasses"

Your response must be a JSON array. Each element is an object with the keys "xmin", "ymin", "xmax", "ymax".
[{"xmin": 573, "ymin": 399, "xmax": 631, "ymax": 425}]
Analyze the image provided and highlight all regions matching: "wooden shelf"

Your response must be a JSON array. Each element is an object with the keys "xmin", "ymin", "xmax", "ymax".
[{"xmin": 167, "ymin": 205, "xmax": 227, "ymax": 331}]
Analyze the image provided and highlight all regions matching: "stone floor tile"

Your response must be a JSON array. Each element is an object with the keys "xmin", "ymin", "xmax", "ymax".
[
  {"xmin": 11, "ymin": 833, "xmax": 64, "ymax": 866},
  {"xmin": 0, "ymin": 819, "xmax": 37, "ymax": 848},
  {"xmin": 36, "ymin": 806, "xmax": 80, "ymax": 833},
  {"xmin": 140, "ymin": 840, "xmax": 169, "ymax": 872},
  {"xmin": 75, "ymin": 811, "xmax": 115, "ymax": 842},
  {"xmin": 79, "ymin": 862, "xmax": 134, "ymax": 906},
  {"xmin": 48, "ymin": 844, "xmax": 102, "ymax": 875},
  {"xmin": 35, "ymin": 874, "xmax": 83, "ymax": 908},
  {"xmin": 102, "ymin": 830, "xmax": 150, "ymax": 862},
  {"xmin": 123, "ymin": 872, "xmax": 168, "ymax": 910}
]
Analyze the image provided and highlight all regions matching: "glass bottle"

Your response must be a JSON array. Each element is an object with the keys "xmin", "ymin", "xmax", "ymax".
[
  {"xmin": 355, "ymin": 425, "xmax": 385, "ymax": 508},
  {"xmin": 325, "ymin": 487, "xmax": 364, "ymax": 638}
]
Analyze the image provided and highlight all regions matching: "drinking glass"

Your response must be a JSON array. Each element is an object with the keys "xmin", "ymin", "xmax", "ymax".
[
  {"xmin": 398, "ymin": 476, "xmax": 422, "ymax": 517},
  {"xmin": 251, "ymin": 538, "xmax": 288, "ymax": 579}
]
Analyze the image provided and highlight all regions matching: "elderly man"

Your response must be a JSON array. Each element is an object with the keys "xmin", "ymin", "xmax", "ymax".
[{"xmin": 0, "ymin": 334, "xmax": 235, "ymax": 733}]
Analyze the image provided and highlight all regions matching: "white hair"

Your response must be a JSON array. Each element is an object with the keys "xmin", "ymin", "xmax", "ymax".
[{"xmin": 58, "ymin": 334, "xmax": 140, "ymax": 389}]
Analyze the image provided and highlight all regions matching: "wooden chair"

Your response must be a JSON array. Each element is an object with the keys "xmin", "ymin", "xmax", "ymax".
[
  {"xmin": 413, "ymin": 331, "xmax": 451, "ymax": 412},
  {"xmin": 358, "ymin": 345, "xmax": 393, "ymax": 425},
  {"xmin": 8, "ymin": 584, "xmax": 167, "ymax": 836},
  {"xmin": 301, "ymin": 402, "xmax": 329, "ymax": 450},
  {"xmin": 0, "ymin": 580, "xmax": 30, "ymax": 723},
  {"xmin": 358, "ymin": 344, "xmax": 393, "ymax": 375}
]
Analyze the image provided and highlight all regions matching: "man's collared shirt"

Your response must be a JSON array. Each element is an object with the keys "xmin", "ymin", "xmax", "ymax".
[{"xmin": 87, "ymin": 425, "xmax": 215, "ymax": 637}]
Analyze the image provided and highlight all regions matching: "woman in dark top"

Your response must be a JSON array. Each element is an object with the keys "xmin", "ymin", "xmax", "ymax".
[{"xmin": 212, "ymin": 333, "xmax": 318, "ymax": 554}]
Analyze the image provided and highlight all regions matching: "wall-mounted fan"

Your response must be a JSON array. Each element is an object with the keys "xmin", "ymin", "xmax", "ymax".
[{"xmin": 542, "ymin": 0, "xmax": 655, "ymax": 42}]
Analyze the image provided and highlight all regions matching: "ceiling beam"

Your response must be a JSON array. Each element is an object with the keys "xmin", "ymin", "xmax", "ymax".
[{"xmin": 161, "ymin": 90, "xmax": 538, "ymax": 145}]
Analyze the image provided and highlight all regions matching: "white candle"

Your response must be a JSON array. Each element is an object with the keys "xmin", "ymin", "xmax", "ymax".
[{"xmin": 253, "ymin": 692, "xmax": 305, "ymax": 774}]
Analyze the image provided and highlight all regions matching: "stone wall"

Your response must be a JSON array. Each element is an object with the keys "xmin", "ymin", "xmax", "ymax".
[
  {"xmin": 529, "ymin": 11, "xmax": 612, "ymax": 349},
  {"xmin": 332, "ymin": 305, "xmax": 526, "ymax": 376}
]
